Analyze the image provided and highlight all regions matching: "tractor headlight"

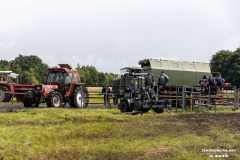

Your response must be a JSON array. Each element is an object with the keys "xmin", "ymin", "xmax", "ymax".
[{"xmin": 35, "ymin": 85, "xmax": 42, "ymax": 90}]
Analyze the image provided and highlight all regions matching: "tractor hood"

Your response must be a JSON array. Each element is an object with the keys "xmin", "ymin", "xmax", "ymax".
[
  {"xmin": 34, "ymin": 84, "xmax": 59, "ymax": 93},
  {"xmin": 33, "ymin": 84, "xmax": 60, "ymax": 97},
  {"xmin": 43, "ymin": 85, "xmax": 59, "ymax": 93}
]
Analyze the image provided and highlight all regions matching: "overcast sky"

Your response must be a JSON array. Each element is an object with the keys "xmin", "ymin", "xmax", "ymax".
[{"xmin": 0, "ymin": 0, "xmax": 240, "ymax": 73}]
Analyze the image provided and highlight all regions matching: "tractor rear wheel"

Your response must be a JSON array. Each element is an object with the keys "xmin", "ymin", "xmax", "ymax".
[
  {"xmin": 69, "ymin": 87, "xmax": 87, "ymax": 108},
  {"xmin": 46, "ymin": 91, "xmax": 62, "ymax": 107},
  {"xmin": 0, "ymin": 85, "xmax": 12, "ymax": 102}
]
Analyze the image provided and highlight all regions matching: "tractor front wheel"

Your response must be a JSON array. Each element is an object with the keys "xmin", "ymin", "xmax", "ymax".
[{"xmin": 46, "ymin": 91, "xmax": 62, "ymax": 107}]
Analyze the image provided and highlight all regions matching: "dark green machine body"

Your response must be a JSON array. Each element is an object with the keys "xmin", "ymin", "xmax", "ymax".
[
  {"xmin": 112, "ymin": 67, "xmax": 145, "ymax": 104},
  {"xmin": 112, "ymin": 60, "xmax": 211, "ymax": 111}
]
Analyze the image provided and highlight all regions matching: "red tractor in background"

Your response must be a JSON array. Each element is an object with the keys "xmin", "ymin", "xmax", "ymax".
[
  {"xmin": 22, "ymin": 64, "xmax": 88, "ymax": 108},
  {"xmin": 0, "ymin": 71, "xmax": 35, "ymax": 102}
]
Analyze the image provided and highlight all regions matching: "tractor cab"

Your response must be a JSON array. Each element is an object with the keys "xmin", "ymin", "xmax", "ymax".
[
  {"xmin": 0, "ymin": 71, "xmax": 19, "ymax": 84},
  {"xmin": 46, "ymin": 64, "xmax": 73, "ymax": 85},
  {"xmin": 46, "ymin": 70, "xmax": 67, "ymax": 84},
  {"xmin": 45, "ymin": 64, "xmax": 82, "ymax": 96}
]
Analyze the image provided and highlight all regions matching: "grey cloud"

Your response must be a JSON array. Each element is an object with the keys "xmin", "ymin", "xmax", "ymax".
[{"xmin": 0, "ymin": 0, "xmax": 240, "ymax": 73}]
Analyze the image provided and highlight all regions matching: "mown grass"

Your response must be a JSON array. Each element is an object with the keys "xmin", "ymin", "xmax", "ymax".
[{"xmin": 0, "ymin": 108, "xmax": 239, "ymax": 160}]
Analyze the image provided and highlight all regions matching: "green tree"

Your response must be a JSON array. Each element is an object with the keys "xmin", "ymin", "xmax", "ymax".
[
  {"xmin": 0, "ymin": 60, "xmax": 10, "ymax": 70},
  {"xmin": 98, "ymin": 72, "xmax": 107, "ymax": 85},
  {"xmin": 210, "ymin": 48, "xmax": 240, "ymax": 87},
  {"xmin": 22, "ymin": 68, "xmax": 39, "ymax": 84},
  {"xmin": 105, "ymin": 73, "xmax": 116, "ymax": 85},
  {"xmin": 210, "ymin": 50, "xmax": 232, "ymax": 77},
  {"xmin": 76, "ymin": 64, "xmax": 116, "ymax": 86},
  {"xmin": 88, "ymin": 66, "xmax": 99, "ymax": 85},
  {"xmin": 227, "ymin": 48, "xmax": 240, "ymax": 87},
  {"xmin": 83, "ymin": 69, "xmax": 91, "ymax": 85},
  {"xmin": 10, "ymin": 54, "xmax": 49, "ymax": 84},
  {"xmin": 9, "ymin": 63, "xmax": 22, "ymax": 74}
]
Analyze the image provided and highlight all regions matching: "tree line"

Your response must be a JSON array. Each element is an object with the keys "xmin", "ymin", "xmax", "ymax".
[
  {"xmin": 210, "ymin": 47, "xmax": 240, "ymax": 88},
  {"xmin": 1, "ymin": 48, "xmax": 240, "ymax": 87},
  {"xmin": 0, "ymin": 54, "xmax": 116, "ymax": 86}
]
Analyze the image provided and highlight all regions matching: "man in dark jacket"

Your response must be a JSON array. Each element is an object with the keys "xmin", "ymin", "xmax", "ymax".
[
  {"xmin": 158, "ymin": 71, "xmax": 169, "ymax": 85},
  {"xmin": 158, "ymin": 71, "xmax": 169, "ymax": 91},
  {"xmin": 145, "ymin": 73, "xmax": 154, "ymax": 86},
  {"xmin": 207, "ymin": 74, "xmax": 217, "ymax": 94}
]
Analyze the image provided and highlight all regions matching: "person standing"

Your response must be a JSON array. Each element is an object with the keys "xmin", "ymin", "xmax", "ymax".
[
  {"xmin": 215, "ymin": 73, "xmax": 225, "ymax": 94},
  {"xmin": 157, "ymin": 71, "xmax": 169, "ymax": 92},
  {"xmin": 102, "ymin": 83, "xmax": 110, "ymax": 105},
  {"xmin": 215, "ymin": 73, "xmax": 225, "ymax": 86},
  {"xmin": 145, "ymin": 73, "xmax": 155, "ymax": 86},
  {"xmin": 158, "ymin": 71, "xmax": 169, "ymax": 86},
  {"xmin": 199, "ymin": 75, "xmax": 208, "ymax": 92},
  {"xmin": 207, "ymin": 74, "xmax": 217, "ymax": 94}
]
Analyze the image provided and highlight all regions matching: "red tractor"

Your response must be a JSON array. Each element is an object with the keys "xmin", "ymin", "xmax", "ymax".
[
  {"xmin": 0, "ymin": 71, "xmax": 35, "ymax": 102},
  {"xmin": 22, "ymin": 64, "xmax": 88, "ymax": 108}
]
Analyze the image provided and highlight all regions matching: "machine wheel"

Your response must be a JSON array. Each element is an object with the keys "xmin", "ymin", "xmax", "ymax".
[
  {"xmin": 134, "ymin": 100, "xmax": 149, "ymax": 113},
  {"xmin": 152, "ymin": 108, "xmax": 164, "ymax": 113},
  {"xmin": 69, "ymin": 87, "xmax": 87, "ymax": 108},
  {"xmin": 46, "ymin": 91, "xmax": 62, "ymax": 107},
  {"xmin": 34, "ymin": 103, "xmax": 40, "ymax": 107},
  {"xmin": 120, "ymin": 101, "xmax": 131, "ymax": 112},
  {"xmin": 0, "ymin": 85, "xmax": 12, "ymax": 102},
  {"xmin": 134, "ymin": 100, "xmax": 142, "ymax": 112},
  {"xmin": 23, "ymin": 91, "xmax": 33, "ymax": 107}
]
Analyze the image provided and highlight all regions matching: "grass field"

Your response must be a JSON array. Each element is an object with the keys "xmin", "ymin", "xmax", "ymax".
[{"xmin": 0, "ymin": 107, "xmax": 239, "ymax": 160}]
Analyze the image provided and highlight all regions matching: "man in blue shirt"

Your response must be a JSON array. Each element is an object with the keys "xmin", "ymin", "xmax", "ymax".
[{"xmin": 215, "ymin": 73, "xmax": 225, "ymax": 94}]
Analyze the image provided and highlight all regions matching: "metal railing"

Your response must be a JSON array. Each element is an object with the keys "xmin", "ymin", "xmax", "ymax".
[{"xmin": 85, "ymin": 84, "xmax": 239, "ymax": 112}]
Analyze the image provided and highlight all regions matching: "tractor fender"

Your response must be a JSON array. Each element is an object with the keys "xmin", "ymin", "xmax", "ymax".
[
  {"xmin": 72, "ymin": 83, "xmax": 88, "ymax": 94},
  {"xmin": 73, "ymin": 83, "xmax": 86, "ymax": 87}
]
